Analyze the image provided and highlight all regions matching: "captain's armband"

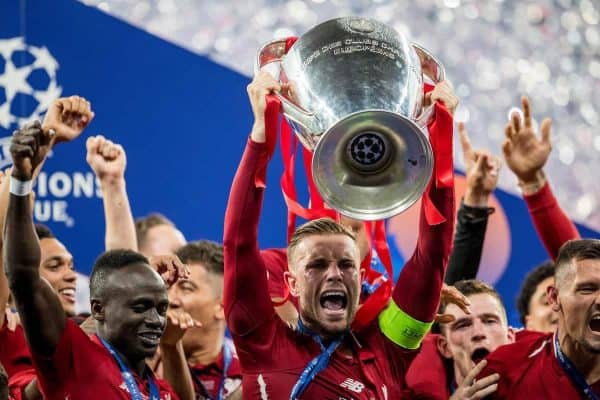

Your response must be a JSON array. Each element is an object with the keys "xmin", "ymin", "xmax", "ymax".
[{"xmin": 378, "ymin": 301, "xmax": 432, "ymax": 349}]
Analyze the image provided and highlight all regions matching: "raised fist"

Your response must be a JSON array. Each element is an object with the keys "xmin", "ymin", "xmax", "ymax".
[
  {"xmin": 10, "ymin": 121, "xmax": 54, "ymax": 181},
  {"xmin": 42, "ymin": 95, "xmax": 95, "ymax": 143},
  {"xmin": 86, "ymin": 135, "xmax": 126, "ymax": 183}
]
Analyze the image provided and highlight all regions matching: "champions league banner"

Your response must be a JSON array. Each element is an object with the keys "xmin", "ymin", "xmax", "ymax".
[{"xmin": 1, "ymin": 0, "xmax": 598, "ymax": 325}]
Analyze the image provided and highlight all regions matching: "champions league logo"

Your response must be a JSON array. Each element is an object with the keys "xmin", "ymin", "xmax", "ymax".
[
  {"xmin": 0, "ymin": 37, "xmax": 101, "ymax": 228},
  {"xmin": 0, "ymin": 37, "xmax": 62, "ymax": 145}
]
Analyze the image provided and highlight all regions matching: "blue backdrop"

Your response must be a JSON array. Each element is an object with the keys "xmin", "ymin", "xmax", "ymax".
[{"xmin": 1, "ymin": 0, "xmax": 597, "ymax": 326}]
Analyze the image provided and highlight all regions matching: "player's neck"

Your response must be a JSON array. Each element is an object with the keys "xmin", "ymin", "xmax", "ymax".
[
  {"xmin": 559, "ymin": 331, "xmax": 600, "ymax": 383},
  {"xmin": 187, "ymin": 326, "xmax": 224, "ymax": 367},
  {"xmin": 118, "ymin": 347, "xmax": 148, "ymax": 377}
]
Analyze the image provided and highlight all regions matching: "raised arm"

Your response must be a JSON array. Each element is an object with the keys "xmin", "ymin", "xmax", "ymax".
[
  {"xmin": 5, "ymin": 122, "xmax": 65, "ymax": 357},
  {"xmin": 379, "ymin": 81, "xmax": 457, "ymax": 349},
  {"xmin": 86, "ymin": 136, "xmax": 137, "ymax": 251},
  {"xmin": 223, "ymin": 71, "xmax": 281, "ymax": 336},
  {"xmin": 0, "ymin": 171, "xmax": 9, "ymax": 326},
  {"xmin": 502, "ymin": 96, "xmax": 579, "ymax": 260},
  {"xmin": 0, "ymin": 98, "xmax": 93, "ymax": 326},
  {"xmin": 445, "ymin": 123, "xmax": 500, "ymax": 284}
]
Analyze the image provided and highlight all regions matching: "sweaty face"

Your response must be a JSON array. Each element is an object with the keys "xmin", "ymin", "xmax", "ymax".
[
  {"xmin": 40, "ymin": 238, "xmax": 77, "ymax": 316},
  {"xmin": 168, "ymin": 263, "xmax": 223, "ymax": 352},
  {"xmin": 526, "ymin": 276, "xmax": 558, "ymax": 333},
  {"xmin": 140, "ymin": 224, "xmax": 186, "ymax": 257},
  {"xmin": 99, "ymin": 264, "xmax": 168, "ymax": 361},
  {"xmin": 554, "ymin": 259, "xmax": 600, "ymax": 353},
  {"xmin": 441, "ymin": 293, "xmax": 514, "ymax": 367},
  {"xmin": 287, "ymin": 234, "xmax": 362, "ymax": 337}
]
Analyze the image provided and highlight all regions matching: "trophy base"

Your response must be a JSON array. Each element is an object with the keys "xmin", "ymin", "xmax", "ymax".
[{"xmin": 312, "ymin": 109, "xmax": 433, "ymax": 221}]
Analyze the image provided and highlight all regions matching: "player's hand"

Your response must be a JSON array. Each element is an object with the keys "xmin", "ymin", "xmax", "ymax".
[
  {"xmin": 86, "ymin": 135, "xmax": 126, "ymax": 183},
  {"xmin": 160, "ymin": 309, "xmax": 201, "ymax": 347},
  {"xmin": 10, "ymin": 121, "xmax": 54, "ymax": 181},
  {"xmin": 502, "ymin": 96, "xmax": 551, "ymax": 184},
  {"xmin": 459, "ymin": 123, "xmax": 501, "ymax": 207},
  {"xmin": 42, "ymin": 95, "xmax": 94, "ymax": 143},
  {"xmin": 149, "ymin": 254, "xmax": 190, "ymax": 288},
  {"xmin": 247, "ymin": 71, "xmax": 286, "ymax": 143},
  {"xmin": 424, "ymin": 80, "xmax": 459, "ymax": 116},
  {"xmin": 436, "ymin": 283, "xmax": 471, "ymax": 324},
  {"xmin": 450, "ymin": 359, "xmax": 499, "ymax": 400}
]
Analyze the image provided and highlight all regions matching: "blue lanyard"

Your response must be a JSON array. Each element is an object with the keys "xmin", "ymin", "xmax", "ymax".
[
  {"xmin": 553, "ymin": 332, "xmax": 599, "ymax": 400},
  {"xmin": 191, "ymin": 342, "xmax": 232, "ymax": 400},
  {"xmin": 289, "ymin": 319, "xmax": 344, "ymax": 400},
  {"xmin": 97, "ymin": 335, "xmax": 160, "ymax": 400}
]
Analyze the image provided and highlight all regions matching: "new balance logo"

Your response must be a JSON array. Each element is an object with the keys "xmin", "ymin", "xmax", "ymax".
[{"xmin": 340, "ymin": 378, "xmax": 365, "ymax": 393}]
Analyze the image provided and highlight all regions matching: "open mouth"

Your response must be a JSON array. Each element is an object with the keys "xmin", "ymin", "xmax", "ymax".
[
  {"xmin": 471, "ymin": 347, "xmax": 490, "ymax": 363},
  {"xmin": 319, "ymin": 291, "xmax": 348, "ymax": 313},
  {"xmin": 138, "ymin": 331, "xmax": 161, "ymax": 346},
  {"xmin": 58, "ymin": 288, "xmax": 76, "ymax": 303},
  {"xmin": 589, "ymin": 316, "xmax": 600, "ymax": 333}
]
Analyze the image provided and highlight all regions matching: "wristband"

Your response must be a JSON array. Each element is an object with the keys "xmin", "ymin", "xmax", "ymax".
[{"xmin": 9, "ymin": 176, "xmax": 32, "ymax": 196}]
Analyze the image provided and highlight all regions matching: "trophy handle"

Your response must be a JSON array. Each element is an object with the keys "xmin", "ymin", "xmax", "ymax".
[
  {"xmin": 255, "ymin": 40, "xmax": 321, "ymax": 144},
  {"xmin": 411, "ymin": 43, "xmax": 446, "ymax": 127}
]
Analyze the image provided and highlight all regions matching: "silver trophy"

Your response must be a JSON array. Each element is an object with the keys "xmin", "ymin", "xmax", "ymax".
[{"xmin": 256, "ymin": 17, "xmax": 445, "ymax": 220}]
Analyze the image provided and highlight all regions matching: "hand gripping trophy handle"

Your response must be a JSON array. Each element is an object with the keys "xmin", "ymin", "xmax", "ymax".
[
  {"xmin": 255, "ymin": 39, "xmax": 322, "ymax": 150},
  {"xmin": 411, "ymin": 43, "xmax": 446, "ymax": 127}
]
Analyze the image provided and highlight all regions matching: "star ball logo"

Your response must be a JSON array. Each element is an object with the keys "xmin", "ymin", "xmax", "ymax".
[
  {"xmin": 0, "ymin": 37, "xmax": 102, "ymax": 228},
  {"xmin": 0, "ymin": 37, "xmax": 61, "ymax": 146}
]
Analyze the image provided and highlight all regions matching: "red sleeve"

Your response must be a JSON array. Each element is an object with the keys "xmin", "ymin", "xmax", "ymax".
[
  {"xmin": 7, "ymin": 369, "xmax": 36, "ymax": 400},
  {"xmin": 393, "ymin": 180, "xmax": 455, "ymax": 322},
  {"xmin": 0, "ymin": 317, "xmax": 33, "ymax": 378},
  {"xmin": 223, "ymin": 139, "xmax": 276, "ymax": 336},
  {"xmin": 524, "ymin": 182, "xmax": 580, "ymax": 260},
  {"xmin": 31, "ymin": 319, "xmax": 79, "ymax": 396}
]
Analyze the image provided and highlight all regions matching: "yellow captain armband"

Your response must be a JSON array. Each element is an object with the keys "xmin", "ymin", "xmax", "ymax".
[{"xmin": 378, "ymin": 301, "xmax": 433, "ymax": 350}]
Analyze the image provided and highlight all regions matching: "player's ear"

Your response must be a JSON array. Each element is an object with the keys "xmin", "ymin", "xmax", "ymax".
[{"xmin": 91, "ymin": 299, "xmax": 105, "ymax": 322}]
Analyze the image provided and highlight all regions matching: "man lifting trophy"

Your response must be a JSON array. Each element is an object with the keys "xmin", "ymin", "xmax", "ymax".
[{"xmin": 224, "ymin": 16, "xmax": 457, "ymax": 399}]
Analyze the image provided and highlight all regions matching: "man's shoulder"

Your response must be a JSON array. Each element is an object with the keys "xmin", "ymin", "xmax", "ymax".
[
  {"xmin": 484, "ymin": 331, "xmax": 552, "ymax": 375},
  {"xmin": 406, "ymin": 334, "xmax": 450, "ymax": 399}
]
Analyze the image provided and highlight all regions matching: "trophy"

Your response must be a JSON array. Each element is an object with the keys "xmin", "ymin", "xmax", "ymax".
[{"xmin": 256, "ymin": 17, "xmax": 445, "ymax": 220}]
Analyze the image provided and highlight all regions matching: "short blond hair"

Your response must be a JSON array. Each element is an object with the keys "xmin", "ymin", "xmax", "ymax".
[{"xmin": 287, "ymin": 218, "xmax": 356, "ymax": 264}]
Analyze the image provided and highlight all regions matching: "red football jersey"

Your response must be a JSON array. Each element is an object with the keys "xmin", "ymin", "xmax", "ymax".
[
  {"xmin": 7, "ymin": 368, "xmax": 36, "ymax": 400},
  {"xmin": 0, "ymin": 314, "xmax": 32, "ymax": 378},
  {"xmin": 31, "ymin": 319, "xmax": 179, "ymax": 400},
  {"xmin": 236, "ymin": 316, "xmax": 417, "ymax": 399},
  {"xmin": 480, "ymin": 331, "xmax": 600, "ymax": 399},
  {"xmin": 405, "ymin": 334, "xmax": 451, "ymax": 399},
  {"xmin": 190, "ymin": 344, "xmax": 242, "ymax": 399}
]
